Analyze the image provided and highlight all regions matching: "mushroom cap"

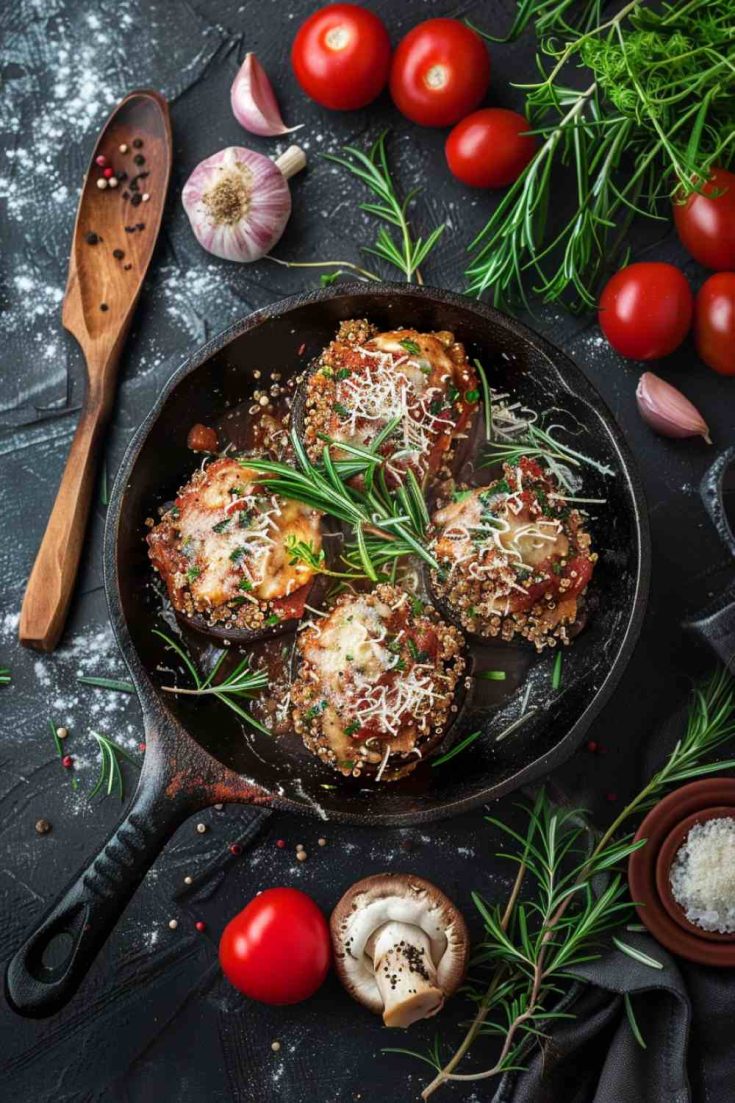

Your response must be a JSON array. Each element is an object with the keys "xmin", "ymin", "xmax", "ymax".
[{"xmin": 330, "ymin": 873, "xmax": 470, "ymax": 1016}]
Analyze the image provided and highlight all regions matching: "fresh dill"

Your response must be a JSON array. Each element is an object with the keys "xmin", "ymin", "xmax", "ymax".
[
  {"xmin": 154, "ymin": 629, "xmax": 269, "ymax": 735},
  {"xmin": 322, "ymin": 132, "xmax": 445, "ymax": 284}
]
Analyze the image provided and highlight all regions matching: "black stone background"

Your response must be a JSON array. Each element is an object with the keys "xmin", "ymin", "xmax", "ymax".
[{"xmin": 1, "ymin": 1, "xmax": 734, "ymax": 1100}]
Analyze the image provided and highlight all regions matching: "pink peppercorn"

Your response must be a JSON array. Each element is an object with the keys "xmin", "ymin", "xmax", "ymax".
[
  {"xmin": 103, "ymin": 166, "xmax": 114, "ymax": 179},
  {"xmin": 139, "ymin": 742, "xmax": 146, "ymax": 752},
  {"xmin": 229, "ymin": 843, "xmax": 242, "ymax": 856},
  {"xmin": 95, "ymin": 155, "xmax": 107, "ymax": 167},
  {"xmin": 195, "ymin": 920, "xmax": 206, "ymax": 932},
  {"xmin": 276, "ymin": 839, "xmax": 286, "ymax": 849},
  {"xmin": 62, "ymin": 754, "xmax": 73, "ymax": 768},
  {"xmin": 586, "ymin": 740, "xmax": 598, "ymax": 753}
]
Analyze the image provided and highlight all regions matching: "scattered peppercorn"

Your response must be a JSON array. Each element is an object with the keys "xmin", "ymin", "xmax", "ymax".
[
  {"xmin": 136, "ymin": 222, "xmax": 145, "ymax": 230},
  {"xmin": 84, "ymin": 231, "xmax": 99, "ymax": 245},
  {"xmin": 229, "ymin": 843, "xmax": 242, "ymax": 856},
  {"xmin": 56, "ymin": 726, "xmax": 68, "ymax": 739},
  {"xmin": 95, "ymin": 155, "xmax": 107, "ymax": 167},
  {"xmin": 138, "ymin": 742, "xmax": 146, "ymax": 752},
  {"xmin": 132, "ymin": 138, "xmax": 143, "ymax": 148},
  {"xmin": 276, "ymin": 839, "xmax": 286, "ymax": 848},
  {"xmin": 195, "ymin": 920, "xmax": 206, "ymax": 933},
  {"xmin": 117, "ymin": 171, "xmax": 128, "ymax": 182},
  {"xmin": 133, "ymin": 153, "xmax": 145, "ymax": 166},
  {"xmin": 196, "ymin": 822, "xmax": 207, "ymax": 834},
  {"xmin": 96, "ymin": 178, "xmax": 108, "ymax": 190},
  {"xmin": 123, "ymin": 263, "xmax": 132, "ymax": 271},
  {"xmin": 103, "ymin": 166, "xmax": 114, "ymax": 179},
  {"xmin": 318, "ymin": 837, "xmax": 327, "ymax": 847},
  {"xmin": 124, "ymin": 225, "xmax": 135, "ymax": 233},
  {"xmin": 168, "ymin": 918, "xmax": 178, "ymax": 930},
  {"xmin": 112, "ymin": 248, "xmax": 124, "ymax": 260},
  {"xmin": 100, "ymin": 303, "xmax": 109, "ymax": 312},
  {"xmin": 297, "ymin": 851, "xmax": 308, "ymax": 862},
  {"xmin": 61, "ymin": 755, "xmax": 73, "ymax": 768},
  {"xmin": 586, "ymin": 740, "xmax": 598, "ymax": 753},
  {"xmin": 271, "ymin": 1041, "xmax": 281, "ymax": 1053},
  {"xmin": 119, "ymin": 143, "xmax": 128, "ymax": 154},
  {"xmin": 184, "ymin": 875, "xmax": 193, "ymax": 885},
  {"xmin": 142, "ymin": 193, "xmax": 150, "ymax": 202},
  {"xmin": 35, "ymin": 819, "xmax": 51, "ymax": 835},
  {"xmin": 108, "ymin": 177, "xmax": 119, "ymax": 189},
  {"xmin": 122, "ymin": 190, "xmax": 130, "ymax": 199},
  {"xmin": 131, "ymin": 193, "xmax": 142, "ymax": 207}
]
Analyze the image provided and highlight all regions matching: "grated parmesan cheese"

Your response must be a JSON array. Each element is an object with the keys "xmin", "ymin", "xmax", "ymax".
[{"xmin": 669, "ymin": 816, "xmax": 735, "ymax": 933}]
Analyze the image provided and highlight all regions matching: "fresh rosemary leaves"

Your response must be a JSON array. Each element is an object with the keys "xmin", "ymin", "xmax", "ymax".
[
  {"xmin": 90, "ymin": 731, "xmax": 141, "ymax": 801},
  {"xmin": 323, "ymin": 132, "xmax": 445, "ymax": 284},
  {"xmin": 467, "ymin": 0, "xmax": 735, "ymax": 309},
  {"xmin": 398, "ymin": 668, "xmax": 735, "ymax": 1097},
  {"xmin": 154, "ymin": 629, "xmax": 269, "ymax": 734}
]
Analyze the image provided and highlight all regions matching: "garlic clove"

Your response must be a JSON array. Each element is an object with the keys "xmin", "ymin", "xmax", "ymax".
[
  {"xmin": 181, "ymin": 145, "xmax": 305, "ymax": 263},
  {"xmin": 636, "ymin": 371, "xmax": 711, "ymax": 443},
  {"xmin": 231, "ymin": 53, "xmax": 302, "ymax": 137}
]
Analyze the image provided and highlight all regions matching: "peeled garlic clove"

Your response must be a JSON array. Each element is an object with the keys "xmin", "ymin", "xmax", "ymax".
[
  {"xmin": 181, "ymin": 145, "xmax": 305, "ymax": 262},
  {"xmin": 636, "ymin": 371, "xmax": 711, "ymax": 443},
  {"xmin": 231, "ymin": 53, "xmax": 301, "ymax": 137}
]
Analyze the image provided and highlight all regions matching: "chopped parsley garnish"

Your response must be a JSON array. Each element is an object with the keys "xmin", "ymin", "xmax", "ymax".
[
  {"xmin": 447, "ymin": 383, "xmax": 460, "ymax": 404},
  {"xmin": 339, "ymin": 759, "xmax": 356, "ymax": 771},
  {"xmin": 344, "ymin": 720, "xmax": 360, "ymax": 737},
  {"xmin": 265, "ymin": 613, "xmax": 280, "ymax": 627},
  {"xmin": 186, "ymin": 566, "xmax": 201, "ymax": 582},
  {"xmin": 399, "ymin": 338, "xmax": 422, "ymax": 356},
  {"xmin": 393, "ymin": 658, "xmax": 406, "ymax": 672},
  {"xmin": 408, "ymin": 595, "xmax": 425, "ymax": 616},
  {"xmin": 407, "ymin": 638, "xmax": 429, "ymax": 663},
  {"xmin": 305, "ymin": 699, "xmax": 328, "ymax": 721},
  {"xmin": 452, "ymin": 489, "xmax": 473, "ymax": 502},
  {"xmin": 230, "ymin": 546, "xmax": 246, "ymax": 564},
  {"xmin": 169, "ymin": 505, "xmax": 180, "ymax": 519},
  {"xmin": 345, "ymin": 653, "xmax": 354, "ymax": 661},
  {"xmin": 429, "ymin": 398, "xmax": 444, "ymax": 415},
  {"xmin": 551, "ymin": 561, "xmax": 563, "ymax": 576},
  {"xmin": 320, "ymin": 365, "xmax": 334, "ymax": 378},
  {"xmin": 386, "ymin": 637, "xmax": 401, "ymax": 655},
  {"xmin": 237, "ymin": 509, "xmax": 254, "ymax": 528},
  {"xmin": 212, "ymin": 517, "xmax": 231, "ymax": 534},
  {"xmin": 334, "ymin": 401, "xmax": 350, "ymax": 419},
  {"xmin": 465, "ymin": 389, "xmax": 480, "ymax": 403},
  {"xmin": 238, "ymin": 578, "xmax": 253, "ymax": 591},
  {"xmin": 229, "ymin": 485, "xmax": 245, "ymax": 496},
  {"xmin": 336, "ymin": 367, "xmax": 352, "ymax": 380}
]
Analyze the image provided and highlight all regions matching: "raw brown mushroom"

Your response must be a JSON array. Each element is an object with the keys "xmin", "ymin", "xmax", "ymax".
[{"xmin": 330, "ymin": 873, "xmax": 469, "ymax": 1028}]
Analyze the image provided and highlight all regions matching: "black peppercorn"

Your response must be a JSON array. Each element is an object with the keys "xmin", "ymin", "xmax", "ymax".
[
  {"xmin": 85, "ymin": 231, "xmax": 99, "ymax": 245},
  {"xmin": 133, "ymin": 154, "xmax": 145, "ymax": 166},
  {"xmin": 35, "ymin": 819, "xmax": 51, "ymax": 835},
  {"xmin": 112, "ymin": 248, "xmax": 124, "ymax": 260},
  {"xmin": 131, "ymin": 193, "xmax": 142, "ymax": 207},
  {"xmin": 100, "ymin": 302, "xmax": 109, "ymax": 312},
  {"xmin": 132, "ymin": 137, "xmax": 143, "ymax": 148}
]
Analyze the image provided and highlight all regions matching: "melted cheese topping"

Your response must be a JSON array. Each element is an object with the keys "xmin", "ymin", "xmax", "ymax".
[{"xmin": 149, "ymin": 458, "xmax": 322, "ymax": 614}]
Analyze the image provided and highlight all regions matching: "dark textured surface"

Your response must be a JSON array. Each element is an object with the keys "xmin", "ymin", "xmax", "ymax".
[{"xmin": 1, "ymin": 1, "xmax": 733, "ymax": 1100}]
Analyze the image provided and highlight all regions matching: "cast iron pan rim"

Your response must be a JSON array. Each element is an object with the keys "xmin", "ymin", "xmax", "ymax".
[{"xmin": 104, "ymin": 282, "xmax": 651, "ymax": 825}]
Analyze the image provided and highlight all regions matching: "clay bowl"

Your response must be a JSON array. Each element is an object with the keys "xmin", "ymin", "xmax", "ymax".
[
  {"xmin": 628, "ymin": 778, "xmax": 735, "ymax": 966},
  {"xmin": 655, "ymin": 805, "xmax": 735, "ymax": 943}
]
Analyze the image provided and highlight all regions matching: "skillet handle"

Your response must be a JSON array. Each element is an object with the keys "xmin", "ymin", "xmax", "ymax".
[
  {"xmin": 4, "ymin": 757, "xmax": 194, "ymax": 1018},
  {"xmin": 684, "ymin": 446, "xmax": 735, "ymax": 670}
]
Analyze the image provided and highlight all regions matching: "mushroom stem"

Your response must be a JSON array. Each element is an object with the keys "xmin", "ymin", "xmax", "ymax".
[
  {"xmin": 275, "ymin": 144, "xmax": 307, "ymax": 181},
  {"xmin": 367, "ymin": 921, "xmax": 445, "ymax": 1028}
]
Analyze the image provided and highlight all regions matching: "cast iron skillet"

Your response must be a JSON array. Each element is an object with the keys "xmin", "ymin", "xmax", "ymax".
[{"xmin": 6, "ymin": 284, "xmax": 650, "ymax": 1018}]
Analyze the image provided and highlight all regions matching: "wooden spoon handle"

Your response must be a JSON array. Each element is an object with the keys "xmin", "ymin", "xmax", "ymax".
[{"xmin": 19, "ymin": 369, "xmax": 118, "ymax": 652}]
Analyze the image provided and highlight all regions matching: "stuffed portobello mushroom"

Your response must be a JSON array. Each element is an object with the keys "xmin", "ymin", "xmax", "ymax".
[
  {"xmin": 291, "ymin": 584, "xmax": 466, "ymax": 781},
  {"xmin": 147, "ymin": 457, "xmax": 322, "ymax": 639},
  {"xmin": 296, "ymin": 319, "xmax": 478, "ymax": 486},
  {"xmin": 427, "ymin": 458, "xmax": 596, "ymax": 650}
]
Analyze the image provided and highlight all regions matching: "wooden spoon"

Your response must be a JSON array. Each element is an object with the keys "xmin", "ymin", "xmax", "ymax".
[{"xmin": 19, "ymin": 90, "xmax": 172, "ymax": 651}]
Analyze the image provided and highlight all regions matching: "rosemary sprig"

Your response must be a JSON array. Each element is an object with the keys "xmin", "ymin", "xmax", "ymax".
[
  {"xmin": 408, "ymin": 667, "xmax": 735, "ymax": 1097},
  {"xmin": 0, "ymin": 666, "xmax": 10, "ymax": 686},
  {"xmin": 466, "ymin": 0, "xmax": 735, "ymax": 309},
  {"xmin": 551, "ymin": 650, "xmax": 563, "ymax": 689},
  {"xmin": 482, "ymin": 421, "xmax": 615, "ymax": 489},
  {"xmin": 77, "ymin": 675, "xmax": 135, "ymax": 693},
  {"xmin": 245, "ymin": 428, "xmax": 438, "ymax": 576},
  {"xmin": 89, "ymin": 731, "xmax": 141, "ymax": 801},
  {"xmin": 154, "ymin": 629, "xmax": 270, "ymax": 735},
  {"xmin": 322, "ymin": 132, "xmax": 445, "ymax": 284},
  {"xmin": 468, "ymin": 0, "xmax": 605, "ymax": 44}
]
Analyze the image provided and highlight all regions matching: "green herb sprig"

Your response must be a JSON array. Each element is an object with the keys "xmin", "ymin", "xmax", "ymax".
[
  {"xmin": 466, "ymin": 0, "xmax": 735, "ymax": 310},
  {"xmin": 323, "ymin": 132, "xmax": 445, "ymax": 284},
  {"xmin": 468, "ymin": 0, "xmax": 605, "ymax": 44},
  {"xmin": 154, "ymin": 629, "xmax": 269, "ymax": 734},
  {"xmin": 77, "ymin": 675, "xmax": 134, "ymax": 693},
  {"xmin": 89, "ymin": 731, "xmax": 141, "ymax": 801},
  {"xmin": 0, "ymin": 667, "xmax": 10, "ymax": 686},
  {"xmin": 399, "ymin": 667, "xmax": 735, "ymax": 1097},
  {"xmin": 482, "ymin": 420, "xmax": 615, "ymax": 489}
]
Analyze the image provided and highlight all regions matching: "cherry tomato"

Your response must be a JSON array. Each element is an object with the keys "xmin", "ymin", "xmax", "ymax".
[
  {"xmin": 445, "ymin": 108, "xmax": 536, "ymax": 188},
  {"xmin": 389, "ymin": 19, "xmax": 490, "ymax": 127},
  {"xmin": 598, "ymin": 262, "xmax": 693, "ymax": 360},
  {"xmin": 219, "ymin": 888, "xmax": 331, "ymax": 1005},
  {"xmin": 291, "ymin": 4, "xmax": 391, "ymax": 111},
  {"xmin": 694, "ymin": 272, "xmax": 735, "ymax": 376},
  {"xmin": 673, "ymin": 167, "xmax": 735, "ymax": 271}
]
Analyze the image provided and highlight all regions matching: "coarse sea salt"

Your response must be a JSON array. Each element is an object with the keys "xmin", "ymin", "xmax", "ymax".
[{"xmin": 670, "ymin": 816, "xmax": 735, "ymax": 933}]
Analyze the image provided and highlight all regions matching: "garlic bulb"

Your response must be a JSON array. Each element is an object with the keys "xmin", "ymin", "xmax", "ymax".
[
  {"xmin": 231, "ymin": 53, "xmax": 301, "ymax": 137},
  {"xmin": 636, "ymin": 372, "xmax": 711, "ymax": 443},
  {"xmin": 181, "ymin": 145, "xmax": 306, "ymax": 262}
]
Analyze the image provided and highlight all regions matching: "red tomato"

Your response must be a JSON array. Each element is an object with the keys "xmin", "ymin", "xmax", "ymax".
[
  {"xmin": 673, "ymin": 167, "xmax": 735, "ymax": 271},
  {"xmin": 389, "ymin": 19, "xmax": 490, "ymax": 127},
  {"xmin": 598, "ymin": 262, "xmax": 693, "ymax": 360},
  {"xmin": 271, "ymin": 582, "xmax": 311, "ymax": 621},
  {"xmin": 219, "ymin": 888, "xmax": 331, "ymax": 1005},
  {"xmin": 694, "ymin": 272, "xmax": 735, "ymax": 376},
  {"xmin": 445, "ymin": 108, "xmax": 536, "ymax": 188},
  {"xmin": 291, "ymin": 4, "xmax": 391, "ymax": 111}
]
